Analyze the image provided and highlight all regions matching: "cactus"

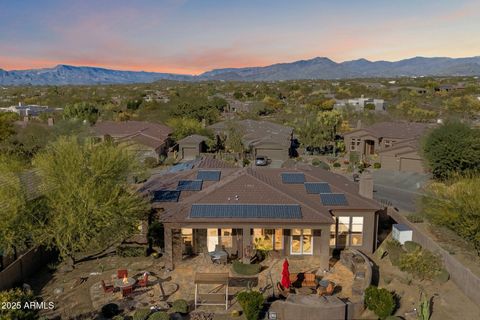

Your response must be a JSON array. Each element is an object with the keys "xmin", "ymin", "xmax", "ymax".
[{"xmin": 418, "ymin": 293, "xmax": 431, "ymax": 320}]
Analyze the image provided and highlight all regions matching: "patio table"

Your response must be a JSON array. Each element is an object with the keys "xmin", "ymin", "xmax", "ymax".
[
  {"xmin": 209, "ymin": 251, "xmax": 228, "ymax": 264},
  {"xmin": 114, "ymin": 277, "xmax": 136, "ymax": 288}
]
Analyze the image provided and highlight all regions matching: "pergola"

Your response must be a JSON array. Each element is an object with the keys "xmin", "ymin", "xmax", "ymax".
[{"xmin": 194, "ymin": 272, "xmax": 229, "ymax": 310}]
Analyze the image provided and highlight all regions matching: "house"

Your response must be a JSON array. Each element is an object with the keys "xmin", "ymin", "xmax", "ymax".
[
  {"xmin": 334, "ymin": 96, "xmax": 385, "ymax": 112},
  {"xmin": 92, "ymin": 120, "xmax": 172, "ymax": 160},
  {"xmin": 177, "ymin": 134, "xmax": 208, "ymax": 160},
  {"xmin": 0, "ymin": 102, "xmax": 60, "ymax": 118},
  {"xmin": 208, "ymin": 120, "xmax": 294, "ymax": 162},
  {"xmin": 343, "ymin": 122, "xmax": 431, "ymax": 173},
  {"xmin": 147, "ymin": 161, "xmax": 382, "ymax": 270}
]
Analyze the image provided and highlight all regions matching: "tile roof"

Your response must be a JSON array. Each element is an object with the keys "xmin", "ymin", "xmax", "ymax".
[
  {"xmin": 177, "ymin": 134, "xmax": 208, "ymax": 145},
  {"xmin": 147, "ymin": 161, "xmax": 380, "ymax": 225}
]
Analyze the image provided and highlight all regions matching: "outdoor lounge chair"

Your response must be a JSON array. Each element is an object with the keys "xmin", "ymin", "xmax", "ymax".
[
  {"xmin": 101, "ymin": 280, "xmax": 114, "ymax": 294},
  {"xmin": 117, "ymin": 269, "xmax": 128, "ymax": 279},
  {"xmin": 317, "ymin": 282, "xmax": 335, "ymax": 296},
  {"xmin": 289, "ymin": 273, "xmax": 317, "ymax": 288},
  {"xmin": 276, "ymin": 282, "xmax": 291, "ymax": 299}
]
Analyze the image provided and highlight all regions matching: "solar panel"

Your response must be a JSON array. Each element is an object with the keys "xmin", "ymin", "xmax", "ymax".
[
  {"xmin": 190, "ymin": 204, "xmax": 302, "ymax": 219},
  {"xmin": 177, "ymin": 180, "xmax": 203, "ymax": 191},
  {"xmin": 197, "ymin": 170, "xmax": 221, "ymax": 181},
  {"xmin": 152, "ymin": 190, "xmax": 181, "ymax": 202},
  {"xmin": 305, "ymin": 182, "xmax": 331, "ymax": 194},
  {"xmin": 320, "ymin": 193, "xmax": 348, "ymax": 206},
  {"xmin": 281, "ymin": 172, "xmax": 305, "ymax": 184}
]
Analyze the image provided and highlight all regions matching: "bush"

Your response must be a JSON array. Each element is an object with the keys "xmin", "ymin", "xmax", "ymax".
[
  {"xmin": 190, "ymin": 311, "xmax": 214, "ymax": 320},
  {"xmin": 312, "ymin": 159, "xmax": 330, "ymax": 170},
  {"xmin": 232, "ymin": 261, "xmax": 262, "ymax": 276},
  {"xmin": 406, "ymin": 214, "xmax": 424, "ymax": 223},
  {"xmin": 116, "ymin": 245, "xmax": 145, "ymax": 257},
  {"xmin": 364, "ymin": 286, "xmax": 395, "ymax": 319},
  {"xmin": 144, "ymin": 157, "xmax": 159, "ymax": 168},
  {"xmin": 101, "ymin": 303, "xmax": 120, "ymax": 318},
  {"xmin": 148, "ymin": 311, "xmax": 170, "ymax": 320},
  {"xmin": 133, "ymin": 309, "xmax": 152, "ymax": 320},
  {"xmin": 237, "ymin": 290, "xmax": 264, "ymax": 320},
  {"xmin": 386, "ymin": 240, "xmax": 404, "ymax": 267},
  {"xmin": 403, "ymin": 241, "xmax": 422, "ymax": 253},
  {"xmin": 112, "ymin": 316, "xmax": 124, "ymax": 320},
  {"xmin": 171, "ymin": 299, "xmax": 189, "ymax": 314},
  {"xmin": 0, "ymin": 288, "xmax": 37, "ymax": 320},
  {"xmin": 373, "ymin": 162, "xmax": 381, "ymax": 169},
  {"xmin": 385, "ymin": 317, "xmax": 403, "ymax": 320},
  {"xmin": 435, "ymin": 268, "xmax": 450, "ymax": 283},
  {"xmin": 148, "ymin": 222, "xmax": 165, "ymax": 248},
  {"xmin": 333, "ymin": 162, "xmax": 341, "ymax": 168},
  {"xmin": 398, "ymin": 247, "xmax": 443, "ymax": 280}
]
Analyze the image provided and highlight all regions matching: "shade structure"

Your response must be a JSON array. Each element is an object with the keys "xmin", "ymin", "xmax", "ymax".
[{"xmin": 281, "ymin": 258, "xmax": 291, "ymax": 289}]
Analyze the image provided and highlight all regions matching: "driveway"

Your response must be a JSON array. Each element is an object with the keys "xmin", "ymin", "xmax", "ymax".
[{"xmin": 371, "ymin": 170, "xmax": 430, "ymax": 212}]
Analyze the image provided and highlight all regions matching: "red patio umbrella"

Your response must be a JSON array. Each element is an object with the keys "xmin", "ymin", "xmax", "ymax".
[{"xmin": 281, "ymin": 258, "xmax": 291, "ymax": 289}]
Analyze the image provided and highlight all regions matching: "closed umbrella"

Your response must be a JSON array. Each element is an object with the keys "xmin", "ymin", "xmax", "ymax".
[{"xmin": 281, "ymin": 258, "xmax": 291, "ymax": 289}]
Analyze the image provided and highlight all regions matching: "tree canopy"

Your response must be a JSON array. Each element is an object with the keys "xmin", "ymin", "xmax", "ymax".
[
  {"xmin": 33, "ymin": 136, "xmax": 149, "ymax": 264},
  {"xmin": 63, "ymin": 102, "xmax": 99, "ymax": 124},
  {"xmin": 422, "ymin": 121, "xmax": 480, "ymax": 180}
]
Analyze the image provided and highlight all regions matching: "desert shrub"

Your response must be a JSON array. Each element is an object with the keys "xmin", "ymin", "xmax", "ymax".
[
  {"xmin": 418, "ymin": 293, "xmax": 432, "ymax": 320},
  {"xmin": 373, "ymin": 162, "xmax": 381, "ymax": 169},
  {"xmin": 148, "ymin": 221, "xmax": 165, "ymax": 248},
  {"xmin": 171, "ymin": 299, "xmax": 189, "ymax": 314},
  {"xmin": 406, "ymin": 214, "xmax": 424, "ymax": 223},
  {"xmin": 101, "ymin": 303, "xmax": 120, "ymax": 318},
  {"xmin": 434, "ymin": 268, "xmax": 450, "ymax": 283},
  {"xmin": 398, "ymin": 247, "xmax": 443, "ymax": 280},
  {"xmin": 112, "ymin": 316, "xmax": 124, "ymax": 320},
  {"xmin": 116, "ymin": 245, "xmax": 145, "ymax": 257},
  {"xmin": 237, "ymin": 290, "xmax": 265, "ymax": 320},
  {"xmin": 232, "ymin": 261, "xmax": 262, "ymax": 276},
  {"xmin": 364, "ymin": 286, "xmax": 395, "ymax": 319},
  {"xmin": 312, "ymin": 159, "xmax": 330, "ymax": 170},
  {"xmin": 0, "ymin": 288, "xmax": 37, "ymax": 320},
  {"xmin": 148, "ymin": 311, "xmax": 170, "ymax": 320},
  {"xmin": 385, "ymin": 317, "xmax": 402, "ymax": 320},
  {"xmin": 386, "ymin": 240, "xmax": 404, "ymax": 266},
  {"xmin": 144, "ymin": 157, "xmax": 158, "ymax": 168},
  {"xmin": 133, "ymin": 309, "xmax": 152, "ymax": 320},
  {"xmin": 404, "ymin": 241, "xmax": 422, "ymax": 253},
  {"xmin": 333, "ymin": 162, "xmax": 341, "ymax": 168}
]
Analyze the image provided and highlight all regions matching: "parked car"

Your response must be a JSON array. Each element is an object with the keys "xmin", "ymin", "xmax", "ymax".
[{"xmin": 255, "ymin": 156, "xmax": 268, "ymax": 166}]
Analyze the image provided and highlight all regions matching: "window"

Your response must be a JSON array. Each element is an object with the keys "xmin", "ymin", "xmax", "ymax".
[
  {"xmin": 330, "ymin": 224, "xmax": 336, "ymax": 246},
  {"xmin": 220, "ymin": 228, "xmax": 233, "ymax": 248},
  {"xmin": 351, "ymin": 217, "xmax": 364, "ymax": 246},
  {"xmin": 290, "ymin": 229, "xmax": 313, "ymax": 255},
  {"xmin": 384, "ymin": 139, "xmax": 396, "ymax": 148},
  {"xmin": 253, "ymin": 229, "xmax": 283, "ymax": 250},
  {"xmin": 334, "ymin": 217, "xmax": 364, "ymax": 247},
  {"xmin": 181, "ymin": 228, "xmax": 193, "ymax": 255},
  {"xmin": 350, "ymin": 138, "xmax": 361, "ymax": 151},
  {"xmin": 207, "ymin": 228, "xmax": 219, "ymax": 252}
]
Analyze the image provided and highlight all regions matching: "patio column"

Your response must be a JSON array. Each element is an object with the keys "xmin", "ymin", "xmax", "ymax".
[
  {"xmin": 164, "ymin": 226, "xmax": 173, "ymax": 270},
  {"xmin": 164, "ymin": 226, "xmax": 182, "ymax": 270},
  {"xmin": 319, "ymin": 226, "xmax": 331, "ymax": 271},
  {"xmin": 242, "ymin": 227, "xmax": 252, "ymax": 263}
]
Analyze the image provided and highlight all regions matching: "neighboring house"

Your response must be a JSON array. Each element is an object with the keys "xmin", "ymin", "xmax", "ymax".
[
  {"xmin": 208, "ymin": 119, "xmax": 294, "ymax": 161},
  {"xmin": 434, "ymin": 84, "xmax": 465, "ymax": 92},
  {"xmin": 177, "ymin": 134, "xmax": 208, "ymax": 160},
  {"xmin": 377, "ymin": 139, "xmax": 425, "ymax": 173},
  {"xmin": 343, "ymin": 122, "xmax": 431, "ymax": 173},
  {"xmin": 0, "ymin": 102, "xmax": 61, "ymax": 117},
  {"xmin": 334, "ymin": 96, "xmax": 385, "ymax": 112},
  {"xmin": 92, "ymin": 120, "xmax": 172, "ymax": 160},
  {"xmin": 147, "ymin": 161, "xmax": 382, "ymax": 270}
]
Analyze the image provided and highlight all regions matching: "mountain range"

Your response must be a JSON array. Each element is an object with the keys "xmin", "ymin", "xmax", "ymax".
[{"xmin": 1, "ymin": 56, "xmax": 480, "ymax": 85}]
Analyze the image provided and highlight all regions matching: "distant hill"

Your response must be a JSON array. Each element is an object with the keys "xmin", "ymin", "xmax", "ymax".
[{"xmin": 1, "ymin": 56, "xmax": 480, "ymax": 85}]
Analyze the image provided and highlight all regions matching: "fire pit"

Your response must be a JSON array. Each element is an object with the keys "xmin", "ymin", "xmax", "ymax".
[{"xmin": 114, "ymin": 275, "xmax": 136, "ymax": 288}]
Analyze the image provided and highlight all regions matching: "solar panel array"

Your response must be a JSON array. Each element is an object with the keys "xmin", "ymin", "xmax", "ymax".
[
  {"xmin": 152, "ymin": 190, "xmax": 181, "ymax": 202},
  {"xmin": 177, "ymin": 179, "xmax": 203, "ymax": 191},
  {"xmin": 304, "ymin": 182, "xmax": 332, "ymax": 194},
  {"xmin": 281, "ymin": 172, "xmax": 305, "ymax": 184},
  {"xmin": 320, "ymin": 193, "xmax": 348, "ymax": 206},
  {"xmin": 197, "ymin": 170, "xmax": 221, "ymax": 181},
  {"xmin": 190, "ymin": 204, "xmax": 302, "ymax": 219}
]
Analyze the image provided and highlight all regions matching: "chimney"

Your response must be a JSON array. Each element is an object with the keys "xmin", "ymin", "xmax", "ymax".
[
  {"xmin": 48, "ymin": 117, "xmax": 55, "ymax": 126},
  {"xmin": 359, "ymin": 171, "xmax": 373, "ymax": 199}
]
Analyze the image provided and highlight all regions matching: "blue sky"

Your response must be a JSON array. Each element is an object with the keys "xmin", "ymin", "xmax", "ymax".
[{"xmin": 0, "ymin": 0, "xmax": 479, "ymax": 74}]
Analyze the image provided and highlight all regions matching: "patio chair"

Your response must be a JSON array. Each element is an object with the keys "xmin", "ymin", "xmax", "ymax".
[
  {"xmin": 317, "ymin": 281, "xmax": 335, "ymax": 296},
  {"xmin": 117, "ymin": 269, "xmax": 128, "ymax": 279},
  {"xmin": 276, "ymin": 282, "xmax": 290, "ymax": 299},
  {"xmin": 121, "ymin": 286, "xmax": 134, "ymax": 297},
  {"xmin": 101, "ymin": 280, "xmax": 114, "ymax": 294},
  {"xmin": 137, "ymin": 273, "xmax": 149, "ymax": 287}
]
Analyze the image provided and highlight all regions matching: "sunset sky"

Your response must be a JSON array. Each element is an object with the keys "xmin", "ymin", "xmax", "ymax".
[{"xmin": 1, "ymin": 0, "xmax": 479, "ymax": 74}]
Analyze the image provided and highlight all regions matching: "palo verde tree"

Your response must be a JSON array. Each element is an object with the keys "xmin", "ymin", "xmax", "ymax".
[{"xmin": 33, "ymin": 136, "xmax": 149, "ymax": 267}]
